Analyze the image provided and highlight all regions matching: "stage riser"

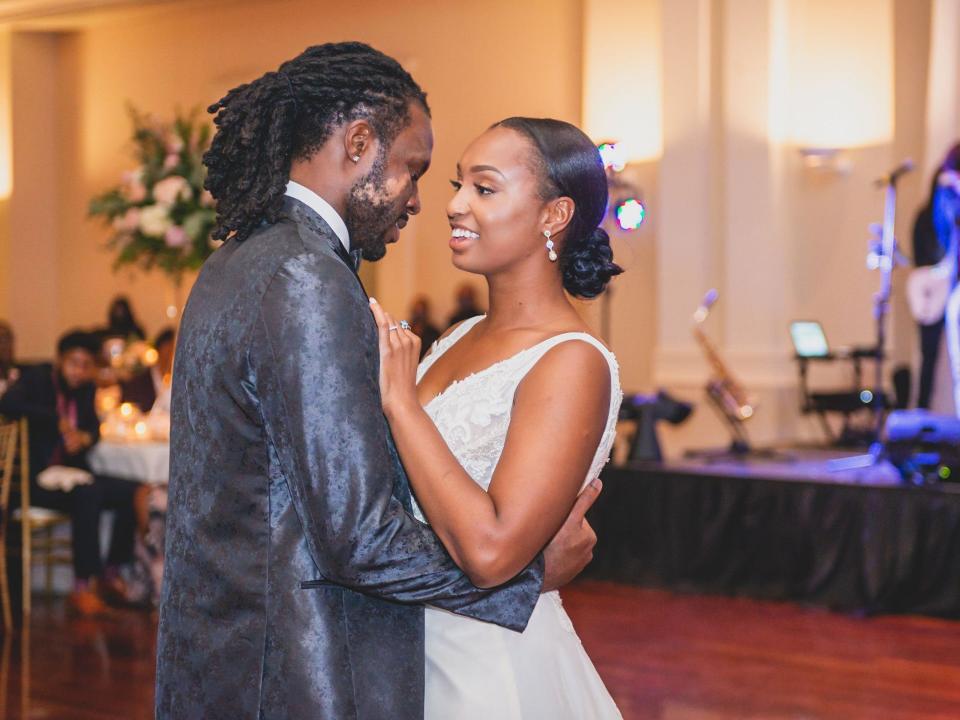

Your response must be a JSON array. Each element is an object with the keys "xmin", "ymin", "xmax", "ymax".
[{"xmin": 587, "ymin": 466, "xmax": 960, "ymax": 617}]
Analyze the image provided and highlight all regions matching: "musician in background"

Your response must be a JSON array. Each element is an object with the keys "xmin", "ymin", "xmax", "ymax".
[{"xmin": 911, "ymin": 143, "xmax": 960, "ymax": 409}]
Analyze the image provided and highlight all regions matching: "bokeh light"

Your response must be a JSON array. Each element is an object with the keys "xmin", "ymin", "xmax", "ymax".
[
  {"xmin": 615, "ymin": 198, "xmax": 645, "ymax": 230},
  {"xmin": 598, "ymin": 142, "xmax": 627, "ymax": 172}
]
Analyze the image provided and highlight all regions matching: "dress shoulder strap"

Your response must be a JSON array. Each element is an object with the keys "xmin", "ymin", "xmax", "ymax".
[
  {"xmin": 516, "ymin": 332, "xmax": 619, "ymax": 380},
  {"xmin": 417, "ymin": 315, "xmax": 485, "ymax": 379}
]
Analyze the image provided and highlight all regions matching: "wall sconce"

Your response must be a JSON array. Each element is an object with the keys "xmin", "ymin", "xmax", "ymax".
[{"xmin": 798, "ymin": 147, "xmax": 852, "ymax": 175}]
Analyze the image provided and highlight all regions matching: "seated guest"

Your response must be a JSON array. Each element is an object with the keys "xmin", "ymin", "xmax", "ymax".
[
  {"xmin": 102, "ymin": 296, "xmax": 145, "ymax": 341},
  {"xmin": 0, "ymin": 321, "xmax": 20, "ymax": 397},
  {"xmin": 447, "ymin": 282, "xmax": 484, "ymax": 329},
  {"xmin": 408, "ymin": 296, "xmax": 440, "ymax": 359},
  {"xmin": 0, "ymin": 330, "xmax": 142, "ymax": 615},
  {"xmin": 121, "ymin": 328, "xmax": 175, "ymax": 413},
  {"xmin": 95, "ymin": 297, "xmax": 147, "ymax": 387}
]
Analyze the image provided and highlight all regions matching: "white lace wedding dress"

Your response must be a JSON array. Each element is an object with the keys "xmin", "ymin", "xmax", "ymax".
[{"xmin": 413, "ymin": 315, "xmax": 624, "ymax": 720}]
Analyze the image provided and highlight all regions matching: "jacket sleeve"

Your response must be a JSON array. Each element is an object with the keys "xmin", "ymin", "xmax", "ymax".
[
  {"xmin": 79, "ymin": 385, "xmax": 101, "ymax": 445},
  {"xmin": 252, "ymin": 256, "xmax": 544, "ymax": 632},
  {"xmin": 0, "ymin": 368, "xmax": 57, "ymax": 424}
]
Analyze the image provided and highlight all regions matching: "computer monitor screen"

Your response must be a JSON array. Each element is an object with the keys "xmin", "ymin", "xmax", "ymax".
[{"xmin": 790, "ymin": 321, "xmax": 829, "ymax": 357}]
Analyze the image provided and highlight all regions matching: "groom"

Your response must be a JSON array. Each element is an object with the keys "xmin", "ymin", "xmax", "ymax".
[{"xmin": 155, "ymin": 43, "xmax": 600, "ymax": 719}]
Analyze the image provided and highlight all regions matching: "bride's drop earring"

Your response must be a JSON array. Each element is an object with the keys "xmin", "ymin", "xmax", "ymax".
[{"xmin": 544, "ymin": 230, "xmax": 557, "ymax": 262}]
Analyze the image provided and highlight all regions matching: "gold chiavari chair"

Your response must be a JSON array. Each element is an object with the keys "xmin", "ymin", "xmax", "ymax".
[
  {"xmin": 0, "ymin": 420, "xmax": 18, "ymax": 632},
  {"xmin": 5, "ymin": 418, "xmax": 72, "ymax": 621}
]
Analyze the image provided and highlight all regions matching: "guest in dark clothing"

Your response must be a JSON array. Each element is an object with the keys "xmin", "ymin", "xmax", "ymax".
[
  {"xmin": 912, "ymin": 143, "xmax": 960, "ymax": 408},
  {"xmin": 447, "ymin": 282, "xmax": 484, "ymax": 329},
  {"xmin": 103, "ymin": 296, "xmax": 146, "ymax": 341},
  {"xmin": 409, "ymin": 296, "xmax": 440, "ymax": 359},
  {"xmin": 0, "ymin": 321, "xmax": 21, "ymax": 397},
  {"xmin": 121, "ymin": 327, "xmax": 175, "ymax": 413},
  {"xmin": 0, "ymin": 330, "xmax": 141, "ymax": 615}
]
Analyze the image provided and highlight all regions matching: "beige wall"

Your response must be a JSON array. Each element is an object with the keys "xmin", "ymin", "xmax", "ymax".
[
  {"xmin": 8, "ymin": 31, "xmax": 63, "ymax": 360},
  {"xmin": 0, "ymin": 196, "xmax": 9, "ymax": 323},
  {"xmin": 2, "ymin": 0, "xmax": 588, "ymax": 358},
  {"xmin": 0, "ymin": 29, "xmax": 9, "ymax": 324}
]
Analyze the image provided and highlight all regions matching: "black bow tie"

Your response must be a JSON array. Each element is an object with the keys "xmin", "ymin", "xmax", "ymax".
[
  {"xmin": 349, "ymin": 248, "xmax": 363, "ymax": 272},
  {"xmin": 332, "ymin": 240, "xmax": 362, "ymax": 274}
]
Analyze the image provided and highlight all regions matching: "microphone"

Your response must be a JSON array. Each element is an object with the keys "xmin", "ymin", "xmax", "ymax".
[
  {"xmin": 874, "ymin": 159, "xmax": 914, "ymax": 187},
  {"xmin": 693, "ymin": 289, "xmax": 719, "ymax": 323}
]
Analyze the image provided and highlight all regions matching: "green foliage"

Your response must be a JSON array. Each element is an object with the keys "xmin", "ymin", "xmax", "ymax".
[{"xmin": 88, "ymin": 106, "xmax": 219, "ymax": 284}]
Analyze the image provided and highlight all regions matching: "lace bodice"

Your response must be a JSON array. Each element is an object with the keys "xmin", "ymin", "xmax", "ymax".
[{"xmin": 411, "ymin": 315, "xmax": 622, "ymax": 523}]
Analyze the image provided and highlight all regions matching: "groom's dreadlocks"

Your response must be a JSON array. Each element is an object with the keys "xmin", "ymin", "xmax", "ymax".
[{"xmin": 204, "ymin": 42, "xmax": 429, "ymax": 243}]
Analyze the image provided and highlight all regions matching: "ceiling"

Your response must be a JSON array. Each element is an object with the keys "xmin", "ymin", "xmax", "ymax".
[{"xmin": 0, "ymin": 0, "xmax": 184, "ymax": 25}]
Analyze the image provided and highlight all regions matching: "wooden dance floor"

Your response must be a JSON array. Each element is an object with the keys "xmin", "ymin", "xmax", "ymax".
[{"xmin": 1, "ymin": 581, "xmax": 959, "ymax": 719}]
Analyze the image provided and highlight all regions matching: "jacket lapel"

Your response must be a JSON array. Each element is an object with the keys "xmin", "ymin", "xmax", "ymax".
[{"xmin": 280, "ymin": 196, "xmax": 361, "ymax": 276}]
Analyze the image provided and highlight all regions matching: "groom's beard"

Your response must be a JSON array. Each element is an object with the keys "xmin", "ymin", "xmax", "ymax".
[{"xmin": 344, "ymin": 153, "xmax": 408, "ymax": 262}]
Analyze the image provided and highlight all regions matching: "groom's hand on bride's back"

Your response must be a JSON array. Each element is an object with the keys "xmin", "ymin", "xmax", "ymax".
[{"xmin": 542, "ymin": 478, "xmax": 602, "ymax": 591}]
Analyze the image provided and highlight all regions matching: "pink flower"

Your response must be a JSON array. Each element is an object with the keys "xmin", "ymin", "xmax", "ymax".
[
  {"xmin": 164, "ymin": 225, "xmax": 188, "ymax": 248},
  {"xmin": 163, "ymin": 153, "xmax": 180, "ymax": 171},
  {"xmin": 200, "ymin": 189, "xmax": 215, "ymax": 207},
  {"xmin": 121, "ymin": 168, "xmax": 147, "ymax": 201},
  {"xmin": 153, "ymin": 175, "xmax": 190, "ymax": 206},
  {"xmin": 165, "ymin": 137, "xmax": 184, "ymax": 154},
  {"xmin": 112, "ymin": 207, "xmax": 141, "ymax": 231},
  {"xmin": 122, "ymin": 176, "xmax": 147, "ymax": 203}
]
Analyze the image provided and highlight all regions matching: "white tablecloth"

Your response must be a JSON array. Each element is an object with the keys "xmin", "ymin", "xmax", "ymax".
[{"xmin": 88, "ymin": 439, "xmax": 170, "ymax": 484}]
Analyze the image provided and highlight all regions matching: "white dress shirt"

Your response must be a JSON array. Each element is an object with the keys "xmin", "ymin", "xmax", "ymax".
[{"xmin": 284, "ymin": 180, "xmax": 351, "ymax": 252}]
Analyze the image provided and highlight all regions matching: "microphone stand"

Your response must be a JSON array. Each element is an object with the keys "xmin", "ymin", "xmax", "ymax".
[
  {"xmin": 829, "ymin": 159, "xmax": 913, "ymax": 472},
  {"xmin": 871, "ymin": 160, "xmax": 912, "ymax": 438}
]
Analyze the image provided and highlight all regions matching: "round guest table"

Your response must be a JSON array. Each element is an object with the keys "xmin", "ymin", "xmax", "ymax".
[{"xmin": 88, "ymin": 439, "xmax": 169, "ymax": 485}]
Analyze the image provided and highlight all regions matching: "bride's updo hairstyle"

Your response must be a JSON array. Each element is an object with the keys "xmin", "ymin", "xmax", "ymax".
[{"xmin": 492, "ymin": 117, "xmax": 623, "ymax": 298}]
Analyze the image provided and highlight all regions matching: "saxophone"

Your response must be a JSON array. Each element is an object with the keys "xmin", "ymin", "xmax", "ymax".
[{"xmin": 692, "ymin": 290, "xmax": 757, "ymax": 424}]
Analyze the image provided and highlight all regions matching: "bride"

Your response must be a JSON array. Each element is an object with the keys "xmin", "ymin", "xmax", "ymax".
[{"xmin": 369, "ymin": 117, "xmax": 624, "ymax": 719}]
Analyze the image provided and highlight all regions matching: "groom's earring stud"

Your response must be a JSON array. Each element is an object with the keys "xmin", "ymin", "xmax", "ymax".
[
  {"xmin": 544, "ymin": 230, "xmax": 557, "ymax": 262},
  {"xmin": 351, "ymin": 155, "xmax": 361, "ymax": 163}
]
